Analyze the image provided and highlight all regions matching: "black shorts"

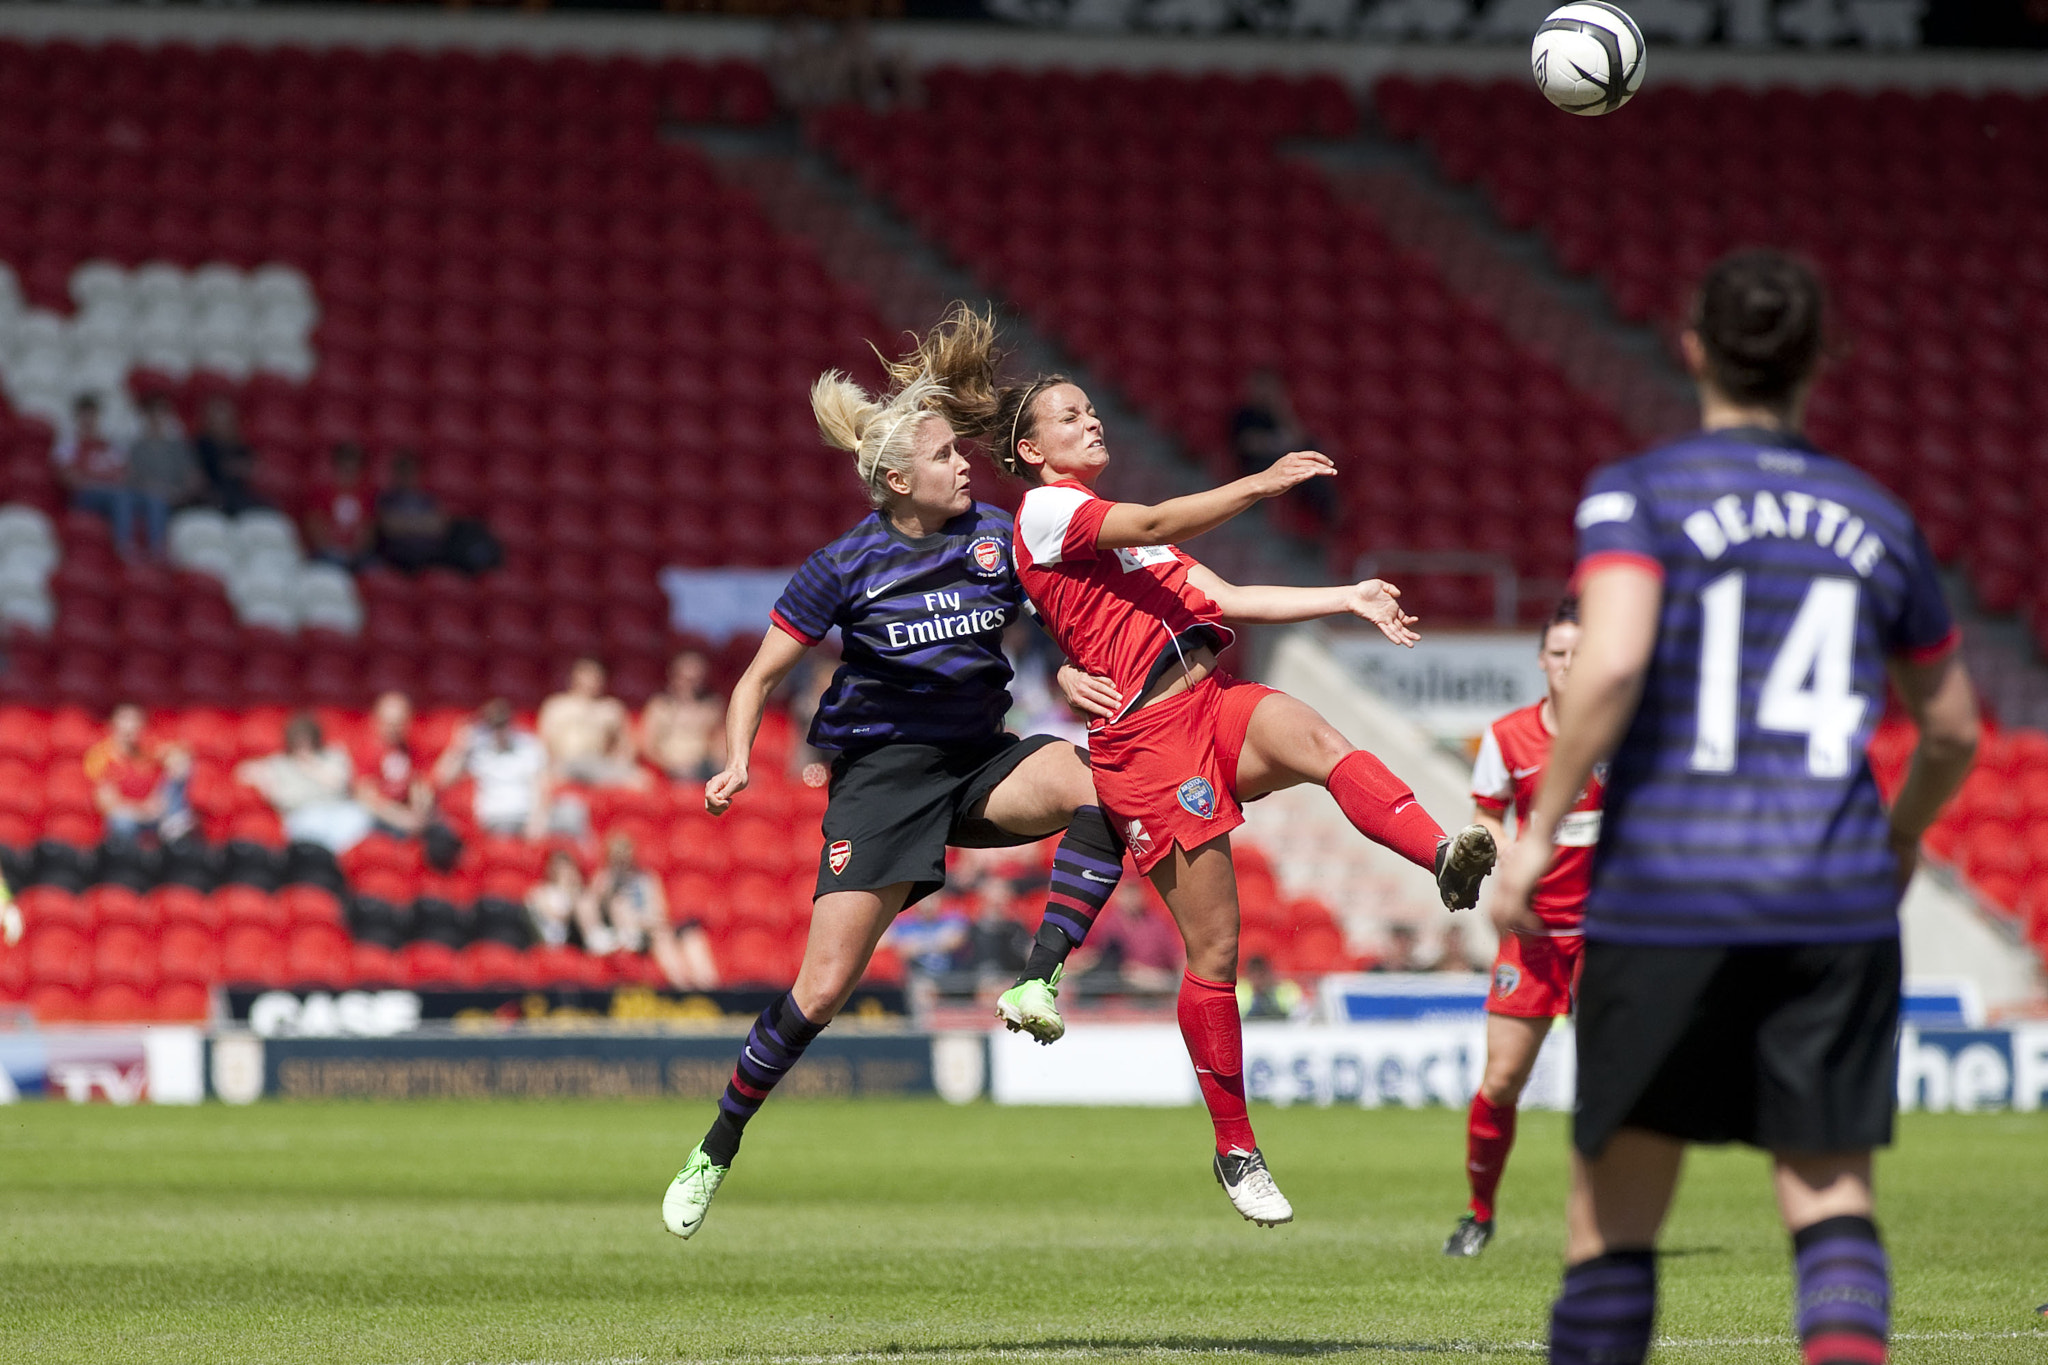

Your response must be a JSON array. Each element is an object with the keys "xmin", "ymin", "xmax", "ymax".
[
  {"xmin": 1574, "ymin": 936, "xmax": 1901, "ymax": 1159},
  {"xmin": 814, "ymin": 733, "xmax": 1061, "ymax": 909}
]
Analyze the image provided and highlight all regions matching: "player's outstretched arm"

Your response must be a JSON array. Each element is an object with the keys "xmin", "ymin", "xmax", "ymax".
[
  {"xmin": 1184, "ymin": 566, "xmax": 1420, "ymax": 646},
  {"xmin": 706, "ymin": 626, "xmax": 809, "ymax": 817},
  {"xmin": 1883, "ymin": 651, "xmax": 1981, "ymax": 885},
  {"xmin": 1094, "ymin": 451, "xmax": 1334, "ymax": 550}
]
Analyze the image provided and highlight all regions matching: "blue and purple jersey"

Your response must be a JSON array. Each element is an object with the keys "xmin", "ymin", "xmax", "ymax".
[
  {"xmin": 1573, "ymin": 427, "xmax": 1958, "ymax": 947},
  {"xmin": 771, "ymin": 503, "xmax": 1025, "ymax": 751}
]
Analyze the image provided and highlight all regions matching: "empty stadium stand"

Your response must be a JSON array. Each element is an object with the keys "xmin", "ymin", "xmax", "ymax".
[
  {"xmin": 807, "ymin": 66, "xmax": 1635, "ymax": 624},
  {"xmin": 1374, "ymin": 76, "xmax": 2048, "ymax": 643},
  {"xmin": 0, "ymin": 39, "xmax": 894, "ymax": 713}
]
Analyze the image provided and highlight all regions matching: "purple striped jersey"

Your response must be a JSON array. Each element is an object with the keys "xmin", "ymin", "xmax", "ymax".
[
  {"xmin": 770, "ymin": 503, "xmax": 1026, "ymax": 750},
  {"xmin": 1573, "ymin": 427, "xmax": 1959, "ymax": 946}
]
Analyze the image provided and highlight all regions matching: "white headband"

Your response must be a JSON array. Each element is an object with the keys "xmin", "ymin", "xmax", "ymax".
[
  {"xmin": 862, "ymin": 406, "xmax": 922, "ymax": 488},
  {"xmin": 1007, "ymin": 379, "xmax": 1048, "ymax": 461}
]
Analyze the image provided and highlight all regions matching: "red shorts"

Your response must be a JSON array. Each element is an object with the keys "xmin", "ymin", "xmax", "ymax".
[
  {"xmin": 1087, "ymin": 673, "xmax": 1277, "ymax": 876},
  {"xmin": 1487, "ymin": 931, "xmax": 1584, "ymax": 1018}
]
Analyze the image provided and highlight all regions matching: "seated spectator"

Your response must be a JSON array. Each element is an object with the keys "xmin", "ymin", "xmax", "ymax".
[
  {"xmin": 125, "ymin": 393, "xmax": 202, "ymax": 561},
  {"xmin": 1237, "ymin": 955, "xmax": 1306, "ymax": 1021},
  {"xmin": 1229, "ymin": 367, "xmax": 1333, "ymax": 526},
  {"xmin": 579, "ymin": 833, "xmax": 719, "ymax": 990},
  {"xmin": 434, "ymin": 698, "xmax": 576, "ymax": 840},
  {"xmin": 538, "ymin": 657, "xmax": 648, "ymax": 790},
  {"xmin": 524, "ymin": 849, "xmax": 584, "ymax": 949},
  {"xmin": 1371, "ymin": 922, "xmax": 1422, "ymax": 973},
  {"xmin": 351, "ymin": 690, "xmax": 459, "ymax": 868},
  {"xmin": 193, "ymin": 394, "xmax": 261, "ymax": 515},
  {"xmin": 83, "ymin": 702, "xmax": 193, "ymax": 844},
  {"xmin": 52, "ymin": 394, "xmax": 136, "ymax": 552},
  {"xmin": 884, "ymin": 895, "xmax": 970, "ymax": 979},
  {"xmin": 1434, "ymin": 923, "xmax": 1477, "ymax": 973},
  {"xmin": 782, "ymin": 647, "xmax": 838, "ymax": 787},
  {"xmin": 960, "ymin": 880, "xmax": 1030, "ymax": 988},
  {"xmin": 374, "ymin": 450, "xmax": 449, "ymax": 572},
  {"xmin": 235, "ymin": 712, "xmax": 371, "ymax": 852},
  {"xmin": 639, "ymin": 650, "xmax": 727, "ymax": 783},
  {"xmin": 1071, "ymin": 881, "xmax": 1183, "ymax": 995},
  {"xmin": 305, "ymin": 442, "xmax": 376, "ymax": 569}
]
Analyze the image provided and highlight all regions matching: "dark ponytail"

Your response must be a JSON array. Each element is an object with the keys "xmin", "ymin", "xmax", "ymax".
[
  {"xmin": 894, "ymin": 304, "xmax": 1064, "ymax": 479},
  {"xmin": 1691, "ymin": 250, "xmax": 1825, "ymax": 407}
]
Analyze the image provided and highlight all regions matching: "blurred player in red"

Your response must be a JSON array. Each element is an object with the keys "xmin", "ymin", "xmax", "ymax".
[{"xmin": 1444, "ymin": 595, "xmax": 1602, "ymax": 1257}]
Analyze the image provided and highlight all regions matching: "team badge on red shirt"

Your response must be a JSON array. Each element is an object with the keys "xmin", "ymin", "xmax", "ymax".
[
  {"xmin": 968, "ymin": 537, "xmax": 1004, "ymax": 576},
  {"xmin": 1176, "ymin": 777, "xmax": 1217, "ymax": 819},
  {"xmin": 1493, "ymin": 962, "xmax": 1521, "ymax": 998},
  {"xmin": 828, "ymin": 840, "xmax": 853, "ymax": 875}
]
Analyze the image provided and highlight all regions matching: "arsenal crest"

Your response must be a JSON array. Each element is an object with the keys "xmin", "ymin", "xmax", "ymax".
[
  {"xmin": 827, "ymin": 840, "xmax": 853, "ymax": 875},
  {"xmin": 1176, "ymin": 776, "xmax": 1218, "ymax": 820},
  {"xmin": 967, "ymin": 536, "xmax": 1005, "ymax": 576}
]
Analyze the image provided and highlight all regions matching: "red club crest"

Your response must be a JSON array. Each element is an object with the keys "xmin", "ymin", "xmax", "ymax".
[
  {"xmin": 969, "ymin": 537, "xmax": 1004, "ymax": 576},
  {"xmin": 828, "ymin": 840, "xmax": 853, "ymax": 875}
]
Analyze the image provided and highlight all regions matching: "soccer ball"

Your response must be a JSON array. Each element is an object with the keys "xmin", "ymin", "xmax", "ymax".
[{"xmin": 1531, "ymin": 3, "xmax": 1646, "ymax": 116}]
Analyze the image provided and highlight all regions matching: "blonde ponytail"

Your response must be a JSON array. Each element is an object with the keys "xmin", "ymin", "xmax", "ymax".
[{"xmin": 810, "ymin": 369, "xmax": 947, "ymax": 509}]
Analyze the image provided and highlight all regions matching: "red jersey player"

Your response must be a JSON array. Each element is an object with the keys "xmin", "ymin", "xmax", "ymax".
[
  {"xmin": 908, "ymin": 307, "xmax": 1500, "ymax": 1227},
  {"xmin": 1444, "ymin": 596, "xmax": 1602, "ymax": 1257}
]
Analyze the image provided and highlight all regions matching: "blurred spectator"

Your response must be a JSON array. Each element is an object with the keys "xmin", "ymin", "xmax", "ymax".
[
  {"xmin": 306, "ymin": 442, "xmax": 376, "ymax": 569},
  {"xmin": 434, "ymin": 698, "xmax": 574, "ymax": 841},
  {"xmin": 960, "ymin": 880, "xmax": 1031, "ymax": 987},
  {"xmin": 884, "ymin": 895, "xmax": 970, "ymax": 978},
  {"xmin": 374, "ymin": 450, "xmax": 450, "ymax": 573},
  {"xmin": 235, "ymin": 712, "xmax": 371, "ymax": 852},
  {"xmin": 52, "ymin": 394, "xmax": 137, "ymax": 551},
  {"xmin": 580, "ymin": 832, "xmax": 719, "ymax": 990},
  {"xmin": 783, "ymin": 648, "xmax": 838, "ymax": 787},
  {"xmin": 1434, "ymin": 923, "xmax": 1477, "ymax": 973},
  {"xmin": 1371, "ymin": 922, "xmax": 1422, "ymax": 973},
  {"xmin": 351, "ymin": 691, "xmax": 460, "ymax": 868},
  {"xmin": 1003, "ymin": 621, "xmax": 1089, "ymax": 747},
  {"xmin": 1230, "ymin": 368, "xmax": 1333, "ymax": 526},
  {"xmin": 639, "ymin": 650, "xmax": 727, "ymax": 783},
  {"xmin": 84, "ymin": 702, "xmax": 193, "ymax": 844},
  {"xmin": 1072, "ymin": 881, "xmax": 1182, "ymax": 995},
  {"xmin": 524, "ymin": 849, "xmax": 584, "ymax": 948},
  {"xmin": 125, "ymin": 393, "xmax": 202, "ymax": 561},
  {"xmin": 768, "ymin": 17, "xmax": 922, "ymax": 111},
  {"xmin": 193, "ymin": 394, "xmax": 262, "ymax": 515},
  {"xmin": 539, "ymin": 658, "xmax": 648, "ymax": 790},
  {"xmin": 1238, "ymin": 955, "xmax": 1306, "ymax": 1020}
]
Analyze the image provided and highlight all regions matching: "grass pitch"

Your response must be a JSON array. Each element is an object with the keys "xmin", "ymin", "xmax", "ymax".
[{"xmin": 1, "ymin": 1098, "xmax": 2043, "ymax": 1364}]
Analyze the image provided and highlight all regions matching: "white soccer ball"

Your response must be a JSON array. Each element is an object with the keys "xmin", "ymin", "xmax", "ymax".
[{"xmin": 1531, "ymin": 3, "xmax": 1646, "ymax": 117}]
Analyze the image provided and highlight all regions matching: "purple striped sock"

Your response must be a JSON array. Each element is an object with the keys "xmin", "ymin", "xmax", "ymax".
[
  {"xmin": 1020, "ymin": 806, "xmax": 1123, "ymax": 982},
  {"xmin": 1550, "ymin": 1249, "xmax": 1656, "ymax": 1365},
  {"xmin": 1793, "ymin": 1216, "xmax": 1889, "ymax": 1365}
]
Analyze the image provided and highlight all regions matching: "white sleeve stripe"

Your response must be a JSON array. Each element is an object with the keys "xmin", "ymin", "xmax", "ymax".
[
  {"xmin": 1469, "ymin": 725, "xmax": 1512, "ymax": 803},
  {"xmin": 1017, "ymin": 486, "xmax": 1092, "ymax": 567}
]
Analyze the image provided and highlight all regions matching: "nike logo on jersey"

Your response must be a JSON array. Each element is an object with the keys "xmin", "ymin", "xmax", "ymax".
[
  {"xmin": 1513, "ymin": 765, "xmax": 1542, "ymax": 780},
  {"xmin": 864, "ymin": 578, "xmax": 903, "ymax": 599},
  {"xmin": 1080, "ymin": 870, "xmax": 1116, "ymax": 883},
  {"xmin": 1393, "ymin": 800, "xmax": 1416, "ymax": 816}
]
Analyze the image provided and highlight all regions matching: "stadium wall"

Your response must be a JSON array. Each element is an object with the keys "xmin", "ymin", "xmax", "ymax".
[{"xmin": 0, "ymin": 5, "xmax": 2046, "ymax": 92}]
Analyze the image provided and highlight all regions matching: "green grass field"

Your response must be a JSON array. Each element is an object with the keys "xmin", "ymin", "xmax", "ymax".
[{"xmin": 2, "ymin": 1099, "xmax": 2043, "ymax": 1365}]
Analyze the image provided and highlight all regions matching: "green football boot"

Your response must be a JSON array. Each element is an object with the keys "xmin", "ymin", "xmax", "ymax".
[
  {"xmin": 995, "ymin": 964, "xmax": 1066, "ymax": 1044},
  {"xmin": 661, "ymin": 1143, "xmax": 729, "ymax": 1240}
]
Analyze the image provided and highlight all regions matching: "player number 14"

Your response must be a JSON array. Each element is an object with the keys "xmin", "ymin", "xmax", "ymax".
[{"xmin": 1691, "ymin": 571, "xmax": 1868, "ymax": 778}]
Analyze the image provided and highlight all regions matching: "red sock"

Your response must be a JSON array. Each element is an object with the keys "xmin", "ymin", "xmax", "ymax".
[
  {"xmin": 1177, "ymin": 970, "xmax": 1256, "ymax": 1154},
  {"xmin": 1465, "ymin": 1093, "xmax": 1518, "ymax": 1222},
  {"xmin": 1328, "ymin": 750, "xmax": 1445, "ymax": 870}
]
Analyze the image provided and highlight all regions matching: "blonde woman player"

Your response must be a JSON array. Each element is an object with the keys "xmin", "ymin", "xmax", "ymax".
[
  {"xmin": 660, "ymin": 362, "xmax": 1128, "ymax": 1241},
  {"xmin": 911, "ymin": 308, "xmax": 1500, "ymax": 1226}
]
